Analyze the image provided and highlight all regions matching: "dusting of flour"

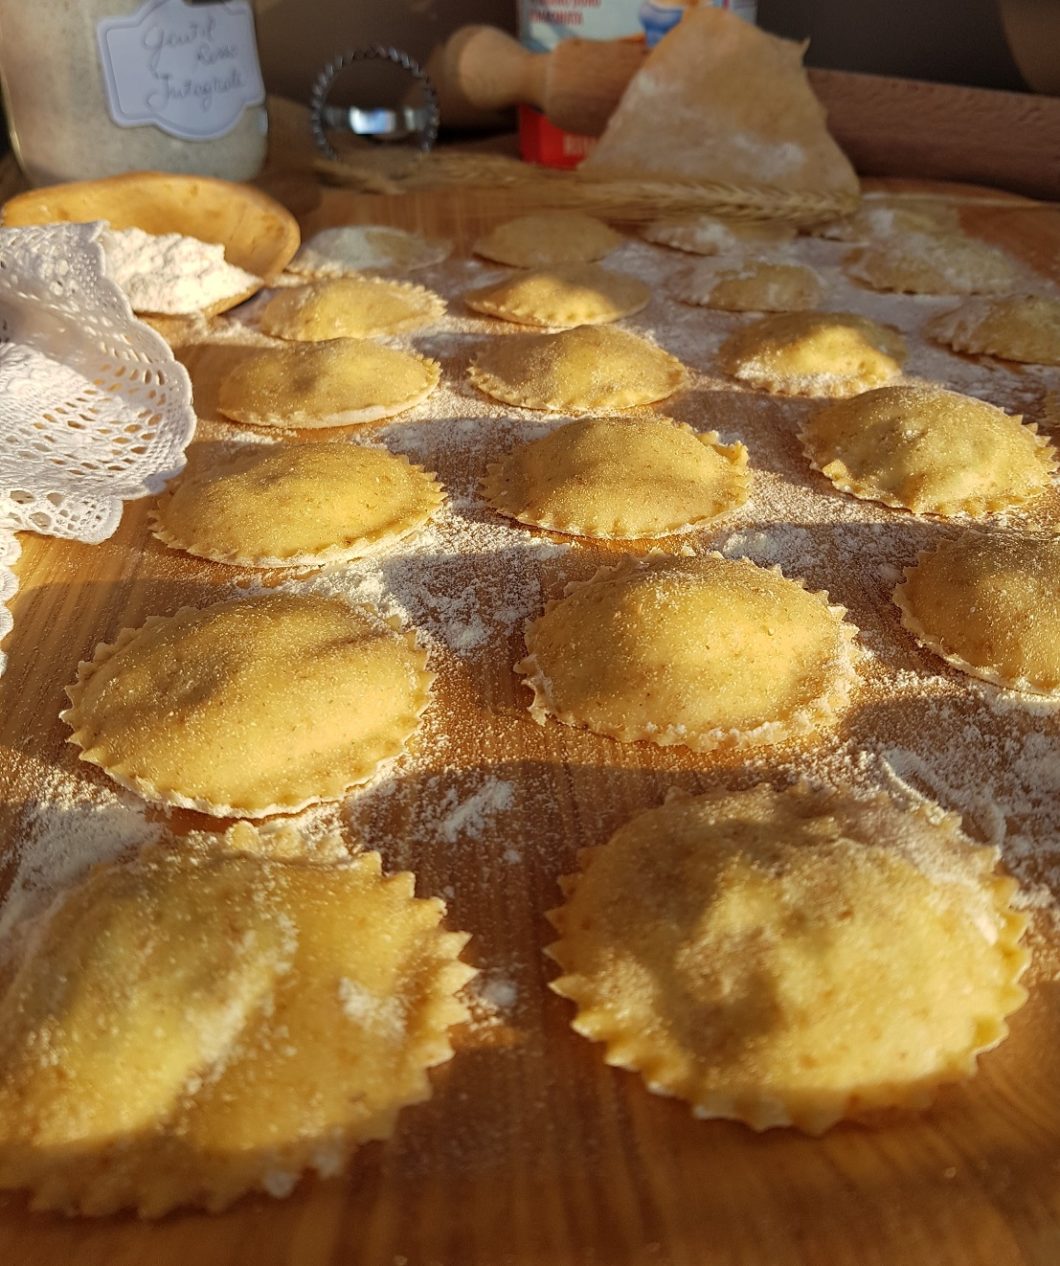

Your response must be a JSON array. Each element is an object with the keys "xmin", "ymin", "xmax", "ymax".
[{"xmin": 5, "ymin": 202, "xmax": 1060, "ymax": 992}]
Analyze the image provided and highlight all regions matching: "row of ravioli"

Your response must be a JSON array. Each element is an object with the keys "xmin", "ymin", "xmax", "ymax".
[{"xmin": 2, "ymin": 203, "xmax": 1055, "ymax": 1219}]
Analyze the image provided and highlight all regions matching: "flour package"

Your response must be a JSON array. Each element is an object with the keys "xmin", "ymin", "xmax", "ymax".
[{"xmin": 517, "ymin": 0, "xmax": 757, "ymax": 167}]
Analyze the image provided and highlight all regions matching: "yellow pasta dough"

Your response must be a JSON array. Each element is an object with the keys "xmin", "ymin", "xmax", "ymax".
[
  {"xmin": 808, "ymin": 199, "xmax": 960, "ymax": 241},
  {"xmin": 464, "ymin": 263, "xmax": 650, "ymax": 328},
  {"xmin": 894, "ymin": 531, "xmax": 1060, "ymax": 695},
  {"xmin": 482, "ymin": 416, "xmax": 749, "ymax": 539},
  {"xmin": 674, "ymin": 259, "xmax": 822, "ymax": 312},
  {"xmin": 62, "ymin": 593, "xmax": 433, "ymax": 817},
  {"xmin": 718, "ymin": 311, "xmax": 905, "ymax": 397},
  {"xmin": 152, "ymin": 441, "xmax": 444, "ymax": 566},
  {"xmin": 258, "ymin": 276, "xmax": 444, "ymax": 340},
  {"xmin": 642, "ymin": 214, "xmax": 795, "ymax": 255},
  {"xmin": 800, "ymin": 384, "xmax": 1056, "ymax": 517},
  {"xmin": 928, "ymin": 294, "xmax": 1060, "ymax": 366},
  {"xmin": 548, "ymin": 784, "xmax": 1028, "ymax": 1134},
  {"xmin": 473, "ymin": 212, "xmax": 623, "ymax": 267},
  {"xmin": 517, "ymin": 555, "xmax": 857, "ymax": 750},
  {"xmin": 0, "ymin": 834, "xmax": 474, "ymax": 1215},
  {"xmin": 845, "ymin": 232, "xmax": 1020, "ymax": 295},
  {"xmin": 217, "ymin": 338, "xmax": 440, "ymax": 428},
  {"xmin": 468, "ymin": 325, "xmax": 688, "ymax": 414},
  {"xmin": 289, "ymin": 225, "xmax": 450, "ymax": 275}
]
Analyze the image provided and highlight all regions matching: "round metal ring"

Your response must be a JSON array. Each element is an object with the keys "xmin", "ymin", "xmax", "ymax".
[{"xmin": 309, "ymin": 45, "xmax": 440, "ymax": 162}]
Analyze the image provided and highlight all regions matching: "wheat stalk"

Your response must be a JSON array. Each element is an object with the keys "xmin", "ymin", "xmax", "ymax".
[{"xmin": 312, "ymin": 150, "xmax": 860, "ymax": 226}]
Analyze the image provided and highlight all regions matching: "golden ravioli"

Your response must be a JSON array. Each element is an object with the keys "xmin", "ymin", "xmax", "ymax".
[
  {"xmin": 845, "ymin": 232, "xmax": 1020, "ymax": 295},
  {"xmin": 472, "ymin": 212, "xmax": 623, "ymax": 267},
  {"xmin": 642, "ymin": 214, "xmax": 795, "ymax": 255},
  {"xmin": 894, "ymin": 532, "xmax": 1060, "ymax": 695},
  {"xmin": 153, "ymin": 441, "xmax": 444, "ymax": 566},
  {"xmin": 217, "ymin": 338, "xmax": 440, "ymax": 428},
  {"xmin": 258, "ymin": 276, "xmax": 444, "ymax": 340},
  {"xmin": 928, "ymin": 294, "xmax": 1060, "ymax": 367},
  {"xmin": 800, "ymin": 385, "xmax": 1056, "ymax": 517},
  {"xmin": 809, "ymin": 199, "xmax": 960, "ymax": 241},
  {"xmin": 468, "ymin": 326, "xmax": 687, "ymax": 414},
  {"xmin": 62, "ymin": 593, "xmax": 432, "ymax": 817},
  {"xmin": 674, "ymin": 259, "xmax": 821, "ymax": 312},
  {"xmin": 517, "ymin": 555, "xmax": 857, "ymax": 750},
  {"xmin": 289, "ymin": 225, "xmax": 450, "ymax": 275},
  {"xmin": 464, "ymin": 263, "xmax": 650, "ymax": 328},
  {"xmin": 482, "ymin": 416, "xmax": 749, "ymax": 539},
  {"xmin": 0, "ymin": 837, "xmax": 473, "ymax": 1215},
  {"xmin": 719, "ymin": 311, "xmax": 905, "ymax": 397},
  {"xmin": 548, "ymin": 784, "xmax": 1028, "ymax": 1134}
]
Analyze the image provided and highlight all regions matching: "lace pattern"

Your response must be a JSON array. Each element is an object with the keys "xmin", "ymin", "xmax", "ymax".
[{"xmin": 0, "ymin": 222, "xmax": 196, "ymax": 675}]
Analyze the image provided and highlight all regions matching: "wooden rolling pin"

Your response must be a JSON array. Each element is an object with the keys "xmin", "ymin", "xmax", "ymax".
[{"xmin": 429, "ymin": 24, "xmax": 1060, "ymax": 200}]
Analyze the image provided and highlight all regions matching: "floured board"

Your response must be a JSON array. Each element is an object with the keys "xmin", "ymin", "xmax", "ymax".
[{"xmin": 1, "ymin": 179, "xmax": 1060, "ymax": 1265}]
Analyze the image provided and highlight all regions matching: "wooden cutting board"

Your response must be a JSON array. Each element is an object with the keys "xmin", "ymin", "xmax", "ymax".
[{"xmin": 1, "ymin": 171, "xmax": 1059, "ymax": 1266}]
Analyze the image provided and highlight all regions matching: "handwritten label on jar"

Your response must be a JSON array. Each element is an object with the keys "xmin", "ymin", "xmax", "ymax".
[{"xmin": 97, "ymin": 0, "xmax": 265, "ymax": 141}]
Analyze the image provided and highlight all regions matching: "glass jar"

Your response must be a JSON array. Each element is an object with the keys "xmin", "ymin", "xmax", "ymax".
[{"xmin": 0, "ymin": 0, "xmax": 268, "ymax": 186}]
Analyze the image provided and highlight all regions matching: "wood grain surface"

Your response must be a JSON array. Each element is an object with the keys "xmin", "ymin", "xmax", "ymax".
[{"xmin": 1, "ymin": 170, "xmax": 1060, "ymax": 1266}]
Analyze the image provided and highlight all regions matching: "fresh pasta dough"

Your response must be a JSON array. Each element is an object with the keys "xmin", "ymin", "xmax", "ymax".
[
  {"xmin": 468, "ymin": 325, "xmax": 687, "ymax": 413},
  {"xmin": 153, "ymin": 441, "xmax": 444, "ymax": 566},
  {"xmin": 472, "ymin": 212, "xmax": 623, "ymax": 267},
  {"xmin": 894, "ymin": 531, "xmax": 1060, "ymax": 695},
  {"xmin": 548, "ymin": 783, "xmax": 1028, "ymax": 1133},
  {"xmin": 673, "ymin": 259, "xmax": 822, "ymax": 312},
  {"xmin": 62, "ymin": 593, "xmax": 433, "ymax": 816},
  {"xmin": 844, "ymin": 232, "xmax": 1020, "ymax": 295},
  {"xmin": 517, "ymin": 555, "xmax": 858, "ymax": 750},
  {"xmin": 800, "ymin": 385, "xmax": 1056, "ymax": 517},
  {"xmin": 642, "ymin": 214, "xmax": 795, "ymax": 255},
  {"xmin": 217, "ymin": 338, "xmax": 440, "ymax": 428},
  {"xmin": 289, "ymin": 225, "xmax": 450, "ymax": 275},
  {"xmin": 808, "ymin": 199, "xmax": 960, "ymax": 242},
  {"xmin": 928, "ymin": 294, "xmax": 1060, "ymax": 366},
  {"xmin": 258, "ymin": 276, "xmax": 444, "ymax": 340},
  {"xmin": 0, "ymin": 832, "xmax": 473, "ymax": 1215},
  {"xmin": 464, "ymin": 262, "xmax": 650, "ymax": 328},
  {"xmin": 718, "ymin": 310, "xmax": 906, "ymax": 396},
  {"xmin": 482, "ymin": 416, "xmax": 749, "ymax": 539}
]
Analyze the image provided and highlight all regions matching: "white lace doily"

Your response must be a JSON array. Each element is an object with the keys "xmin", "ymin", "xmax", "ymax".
[{"xmin": 0, "ymin": 222, "xmax": 196, "ymax": 675}]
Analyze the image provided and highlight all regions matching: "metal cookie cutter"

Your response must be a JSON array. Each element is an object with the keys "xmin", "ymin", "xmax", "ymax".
[{"xmin": 309, "ymin": 45, "xmax": 440, "ymax": 162}]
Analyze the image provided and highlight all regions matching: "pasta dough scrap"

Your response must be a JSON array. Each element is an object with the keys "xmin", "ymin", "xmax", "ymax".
[
  {"xmin": 464, "ymin": 263, "xmax": 650, "ymax": 328},
  {"xmin": 894, "ymin": 532, "xmax": 1060, "ymax": 695},
  {"xmin": 799, "ymin": 384, "xmax": 1056, "ymax": 517},
  {"xmin": 581, "ymin": 7, "xmax": 858, "ymax": 201},
  {"xmin": 718, "ymin": 311, "xmax": 905, "ymax": 397},
  {"xmin": 642, "ymin": 214, "xmax": 795, "ymax": 256},
  {"xmin": 674, "ymin": 259, "xmax": 822, "ymax": 312},
  {"xmin": 468, "ymin": 326, "xmax": 687, "ymax": 413},
  {"xmin": 472, "ymin": 212, "xmax": 623, "ymax": 268},
  {"xmin": 845, "ymin": 232, "xmax": 1020, "ymax": 295},
  {"xmin": 62, "ymin": 593, "xmax": 433, "ymax": 817},
  {"xmin": 153, "ymin": 441, "xmax": 444, "ymax": 566},
  {"xmin": 217, "ymin": 338, "xmax": 440, "ymax": 428},
  {"xmin": 547, "ymin": 784, "xmax": 1028, "ymax": 1134},
  {"xmin": 517, "ymin": 555, "xmax": 857, "ymax": 750},
  {"xmin": 927, "ymin": 294, "xmax": 1060, "ymax": 366},
  {"xmin": 258, "ymin": 276, "xmax": 444, "ymax": 340},
  {"xmin": 289, "ymin": 225, "xmax": 450, "ymax": 276},
  {"xmin": 0, "ymin": 837, "xmax": 474, "ymax": 1216},
  {"xmin": 482, "ymin": 416, "xmax": 749, "ymax": 539}
]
